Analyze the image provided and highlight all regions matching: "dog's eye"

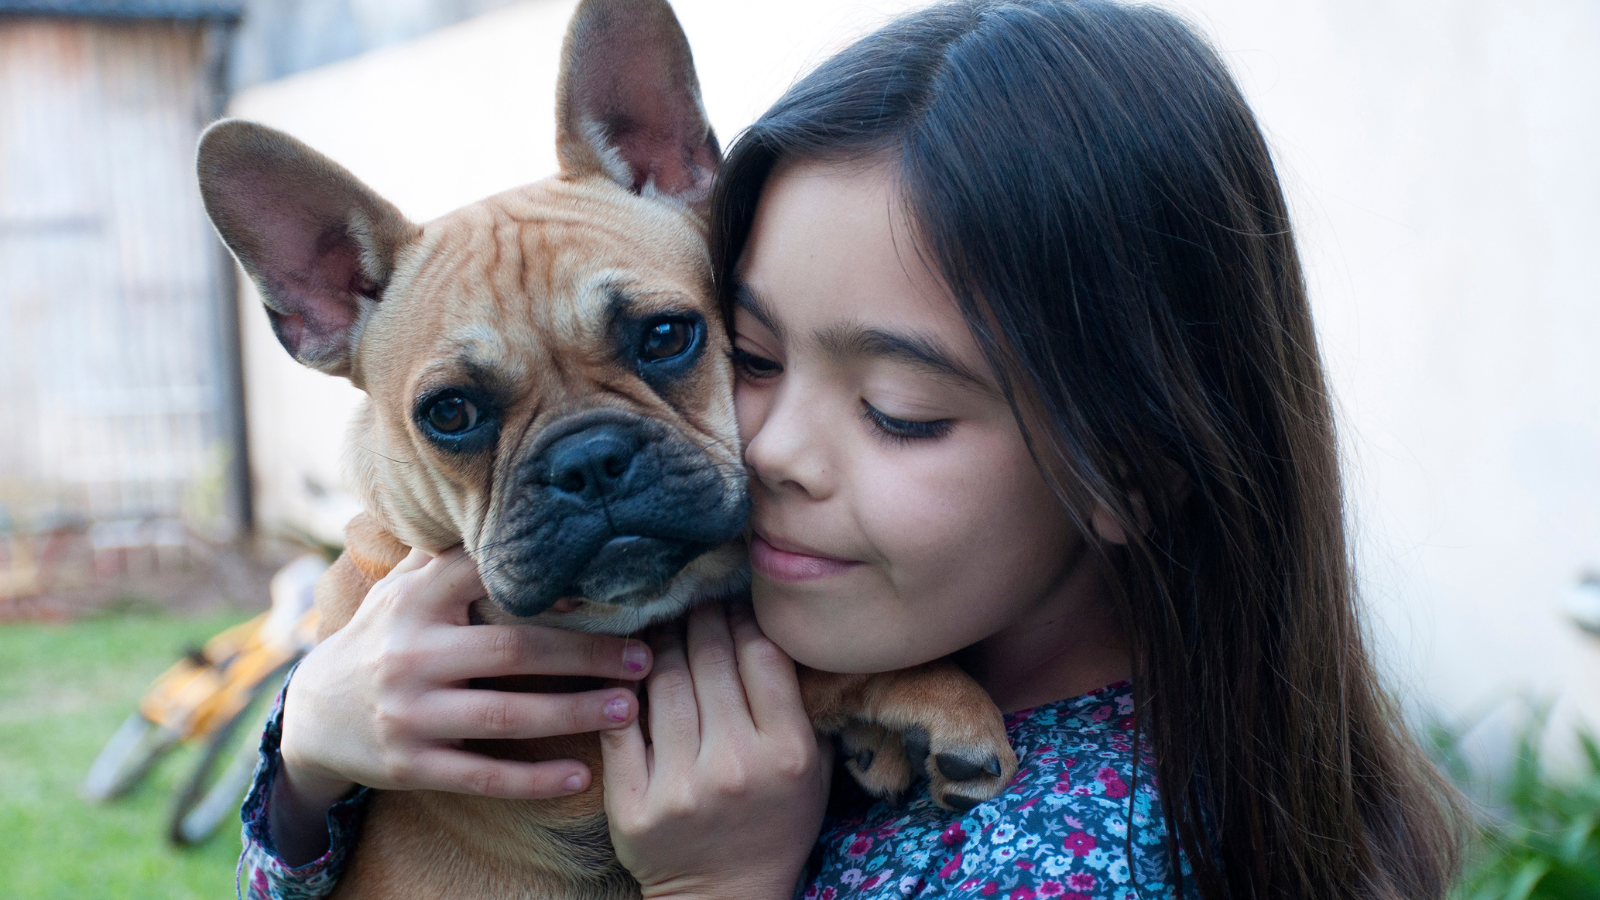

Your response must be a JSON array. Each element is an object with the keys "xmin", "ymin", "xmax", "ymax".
[
  {"xmin": 426, "ymin": 394, "xmax": 478, "ymax": 434},
  {"xmin": 638, "ymin": 319, "xmax": 693, "ymax": 363}
]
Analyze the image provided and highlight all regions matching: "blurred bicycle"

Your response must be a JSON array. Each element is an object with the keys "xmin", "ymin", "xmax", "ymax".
[{"xmin": 80, "ymin": 553, "xmax": 326, "ymax": 845}]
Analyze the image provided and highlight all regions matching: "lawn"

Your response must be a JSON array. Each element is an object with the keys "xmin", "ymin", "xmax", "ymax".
[{"xmin": 0, "ymin": 609, "xmax": 257, "ymax": 899}]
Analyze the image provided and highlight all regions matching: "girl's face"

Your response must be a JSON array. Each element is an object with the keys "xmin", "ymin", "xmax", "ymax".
[{"xmin": 733, "ymin": 159, "xmax": 1098, "ymax": 676}]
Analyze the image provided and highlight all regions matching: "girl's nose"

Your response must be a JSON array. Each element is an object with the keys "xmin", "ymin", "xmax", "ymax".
[{"xmin": 742, "ymin": 382, "xmax": 835, "ymax": 501}]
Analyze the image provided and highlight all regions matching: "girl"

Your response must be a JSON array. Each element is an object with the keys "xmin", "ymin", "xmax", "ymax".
[{"xmin": 243, "ymin": 1, "xmax": 1464, "ymax": 898}]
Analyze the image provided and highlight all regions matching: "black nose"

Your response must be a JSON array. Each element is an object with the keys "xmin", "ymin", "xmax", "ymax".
[{"xmin": 541, "ymin": 425, "xmax": 642, "ymax": 500}]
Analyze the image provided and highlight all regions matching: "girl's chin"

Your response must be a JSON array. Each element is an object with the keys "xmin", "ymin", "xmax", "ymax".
[{"xmin": 748, "ymin": 589, "xmax": 917, "ymax": 674}]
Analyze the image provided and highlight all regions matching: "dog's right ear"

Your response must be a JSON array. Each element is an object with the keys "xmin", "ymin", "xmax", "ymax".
[
  {"xmin": 555, "ymin": 0, "xmax": 719, "ymax": 211},
  {"xmin": 197, "ymin": 119, "xmax": 419, "ymax": 381}
]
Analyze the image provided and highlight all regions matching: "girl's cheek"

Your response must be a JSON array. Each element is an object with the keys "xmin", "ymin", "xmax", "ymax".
[{"xmin": 733, "ymin": 379, "xmax": 768, "ymax": 450}]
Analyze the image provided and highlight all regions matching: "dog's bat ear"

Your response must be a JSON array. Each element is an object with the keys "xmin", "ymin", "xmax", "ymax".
[
  {"xmin": 196, "ymin": 119, "xmax": 419, "ymax": 381},
  {"xmin": 555, "ymin": 0, "xmax": 719, "ymax": 212}
]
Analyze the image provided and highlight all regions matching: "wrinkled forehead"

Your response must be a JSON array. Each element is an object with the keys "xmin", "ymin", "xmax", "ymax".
[{"xmin": 365, "ymin": 180, "xmax": 713, "ymax": 388}]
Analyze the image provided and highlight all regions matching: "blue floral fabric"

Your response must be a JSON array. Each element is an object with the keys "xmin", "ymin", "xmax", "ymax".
[
  {"xmin": 801, "ymin": 682, "xmax": 1189, "ymax": 899},
  {"xmin": 237, "ymin": 680, "xmax": 1185, "ymax": 900}
]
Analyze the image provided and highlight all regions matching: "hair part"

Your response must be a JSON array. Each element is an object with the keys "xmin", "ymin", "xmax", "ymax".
[{"xmin": 711, "ymin": 2, "xmax": 1464, "ymax": 898}]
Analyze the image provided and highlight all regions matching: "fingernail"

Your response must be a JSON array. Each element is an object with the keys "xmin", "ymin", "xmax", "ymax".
[
  {"xmin": 622, "ymin": 642, "xmax": 650, "ymax": 673},
  {"xmin": 563, "ymin": 773, "xmax": 585, "ymax": 792},
  {"xmin": 604, "ymin": 696, "xmax": 631, "ymax": 722}
]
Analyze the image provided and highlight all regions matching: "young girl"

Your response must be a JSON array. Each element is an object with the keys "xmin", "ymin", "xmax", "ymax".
[{"xmin": 243, "ymin": 1, "xmax": 1464, "ymax": 898}]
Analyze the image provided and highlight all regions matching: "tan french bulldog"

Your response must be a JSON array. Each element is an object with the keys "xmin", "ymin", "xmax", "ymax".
[{"xmin": 198, "ymin": 1, "xmax": 1016, "ymax": 896}]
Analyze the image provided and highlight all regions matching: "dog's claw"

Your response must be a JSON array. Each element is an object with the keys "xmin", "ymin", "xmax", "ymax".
[
  {"xmin": 935, "ymin": 752, "xmax": 998, "ymax": 782},
  {"xmin": 945, "ymin": 793, "xmax": 981, "ymax": 814},
  {"xmin": 903, "ymin": 725, "xmax": 931, "ymax": 772}
]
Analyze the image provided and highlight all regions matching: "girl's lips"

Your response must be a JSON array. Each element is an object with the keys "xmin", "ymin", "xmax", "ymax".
[{"xmin": 749, "ymin": 533, "xmax": 861, "ymax": 582}]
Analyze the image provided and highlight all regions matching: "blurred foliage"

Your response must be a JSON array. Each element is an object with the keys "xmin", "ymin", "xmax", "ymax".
[{"xmin": 1432, "ymin": 702, "xmax": 1600, "ymax": 900}]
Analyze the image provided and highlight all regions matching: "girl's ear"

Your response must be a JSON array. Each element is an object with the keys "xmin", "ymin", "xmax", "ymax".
[
  {"xmin": 1091, "ymin": 502, "xmax": 1130, "ymax": 546},
  {"xmin": 1091, "ymin": 461, "xmax": 1188, "ymax": 545}
]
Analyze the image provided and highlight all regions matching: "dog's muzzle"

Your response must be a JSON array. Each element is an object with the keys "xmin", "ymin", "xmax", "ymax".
[{"xmin": 481, "ymin": 410, "xmax": 747, "ymax": 618}]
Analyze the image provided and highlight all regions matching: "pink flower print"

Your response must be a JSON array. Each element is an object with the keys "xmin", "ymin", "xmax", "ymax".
[
  {"xmin": 1116, "ymin": 693, "xmax": 1134, "ymax": 715},
  {"xmin": 1067, "ymin": 873, "xmax": 1096, "ymax": 891},
  {"xmin": 847, "ymin": 836, "xmax": 873, "ymax": 858},
  {"xmin": 1096, "ymin": 767, "xmax": 1129, "ymax": 799},
  {"xmin": 1064, "ymin": 894, "xmax": 1091, "ymax": 900},
  {"xmin": 1009, "ymin": 888, "xmax": 1037, "ymax": 900},
  {"xmin": 939, "ymin": 853, "xmax": 964, "ymax": 878},
  {"xmin": 820, "ymin": 890, "xmax": 837, "ymax": 900},
  {"xmin": 840, "ymin": 869, "xmax": 864, "ymax": 887},
  {"xmin": 1038, "ymin": 882, "xmax": 1066, "ymax": 898},
  {"xmin": 1063, "ymin": 831, "xmax": 1097, "ymax": 854},
  {"xmin": 1116, "ymin": 716, "xmax": 1136, "ymax": 732},
  {"xmin": 981, "ymin": 881, "xmax": 1000, "ymax": 896},
  {"xmin": 941, "ymin": 823, "xmax": 968, "ymax": 847},
  {"xmin": 804, "ymin": 888, "xmax": 819, "ymax": 900},
  {"xmin": 1089, "ymin": 704, "xmax": 1113, "ymax": 722},
  {"xmin": 862, "ymin": 872, "xmax": 891, "ymax": 889}
]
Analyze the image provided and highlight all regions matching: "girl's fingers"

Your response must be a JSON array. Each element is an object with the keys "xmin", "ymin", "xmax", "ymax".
[
  {"xmin": 685, "ymin": 602, "xmax": 752, "ymax": 737},
  {"xmin": 728, "ymin": 602, "xmax": 809, "ymax": 737},
  {"xmin": 359, "ymin": 545, "xmax": 485, "ymax": 626},
  {"xmin": 408, "ymin": 687, "xmax": 638, "ymax": 741},
  {"xmin": 597, "ymin": 716, "xmax": 650, "ymax": 818},
  {"xmin": 409, "ymin": 748, "xmax": 593, "ymax": 800},
  {"xmin": 423, "ymin": 626, "xmax": 652, "ymax": 683},
  {"xmin": 385, "ymin": 547, "xmax": 433, "ymax": 580},
  {"xmin": 644, "ymin": 625, "xmax": 700, "ymax": 770},
  {"xmin": 411, "ymin": 546, "xmax": 491, "ymax": 622}
]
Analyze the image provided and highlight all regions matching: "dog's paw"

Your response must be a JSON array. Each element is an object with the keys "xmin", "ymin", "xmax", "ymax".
[
  {"xmin": 838, "ymin": 722, "xmax": 913, "ymax": 798},
  {"xmin": 836, "ymin": 704, "xmax": 1017, "ymax": 813},
  {"xmin": 900, "ymin": 716, "xmax": 1016, "ymax": 813}
]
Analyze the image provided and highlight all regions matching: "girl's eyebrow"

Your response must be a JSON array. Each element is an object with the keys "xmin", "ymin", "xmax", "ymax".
[
  {"xmin": 735, "ymin": 280, "xmax": 995, "ymax": 393},
  {"xmin": 733, "ymin": 283, "xmax": 785, "ymax": 341},
  {"xmin": 816, "ymin": 324, "xmax": 994, "ymax": 392}
]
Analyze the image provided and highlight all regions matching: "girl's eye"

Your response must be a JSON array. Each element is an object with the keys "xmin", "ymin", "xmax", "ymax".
[
  {"xmin": 426, "ymin": 394, "xmax": 478, "ymax": 434},
  {"xmin": 731, "ymin": 347, "xmax": 782, "ymax": 379},
  {"xmin": 862, "ymin": 402, "xmax": 953, "ymax": 444}
]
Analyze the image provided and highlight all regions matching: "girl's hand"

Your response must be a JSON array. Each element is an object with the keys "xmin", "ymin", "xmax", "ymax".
[
  {"xmin": 601, "ymin": 602, "xmax": 831, "ymax": 900},
  {"xmin": 271, "ymin": 546, "xmax": 653, "ymax": 865}
]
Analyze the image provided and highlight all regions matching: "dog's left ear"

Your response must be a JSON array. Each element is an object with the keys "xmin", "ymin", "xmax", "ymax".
[{"xmin": 555, "ymin": 0, "xmax": 719, "ymax": 211}]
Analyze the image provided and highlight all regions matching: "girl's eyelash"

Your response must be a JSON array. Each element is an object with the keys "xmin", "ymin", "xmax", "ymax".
[
  {"xmin": 730, "ymin": 347, "xmax": 782, "ymax": 379},
  {"xmin": 862, "ymin": 402, "xmax": 953, "ymax": 444}
]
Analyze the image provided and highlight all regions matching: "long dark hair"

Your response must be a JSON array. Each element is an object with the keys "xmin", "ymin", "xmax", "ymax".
[{"xmin": 710, "ymin": 2, "xmax": 1463, "ymax": 898}]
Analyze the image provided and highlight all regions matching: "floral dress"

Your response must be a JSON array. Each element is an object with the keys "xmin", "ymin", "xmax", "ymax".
[
  {"xmin": 237, "ymin": 680, "xmax": 1189, "ymax": 900},
  {"xmin": 799, "ymin": 681, "xmax": 1188, "ymax": 899}
]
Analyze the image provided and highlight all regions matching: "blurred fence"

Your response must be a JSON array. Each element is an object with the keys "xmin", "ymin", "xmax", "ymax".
[
  {"xmin": 0, "ymin": 15, "xmax": 234, "ymax": 528},
  {"xmin": 0, "ymin": 9, "xmax": 249, "ymax": 608}
]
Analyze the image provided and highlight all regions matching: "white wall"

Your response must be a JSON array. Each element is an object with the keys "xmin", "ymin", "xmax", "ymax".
[{"xmin": 228, "ymin": 0, "xmax": 1600, "ymax": 736}]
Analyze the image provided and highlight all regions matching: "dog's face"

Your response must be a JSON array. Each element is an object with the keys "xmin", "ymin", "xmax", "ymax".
[{"xmin": 199, "ymin": 0, "xmax": 747, "ymax": 633}]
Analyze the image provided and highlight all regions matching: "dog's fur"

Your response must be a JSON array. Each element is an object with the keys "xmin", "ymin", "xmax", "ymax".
[{"xmin": 199, "ymin": 1, "xmax": 1017, "ymax": 897}]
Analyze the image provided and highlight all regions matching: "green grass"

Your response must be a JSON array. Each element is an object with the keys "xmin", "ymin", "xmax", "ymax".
[{"xmin": 0, "ymin": 609, "xmax": 257, "ymax": 899}]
